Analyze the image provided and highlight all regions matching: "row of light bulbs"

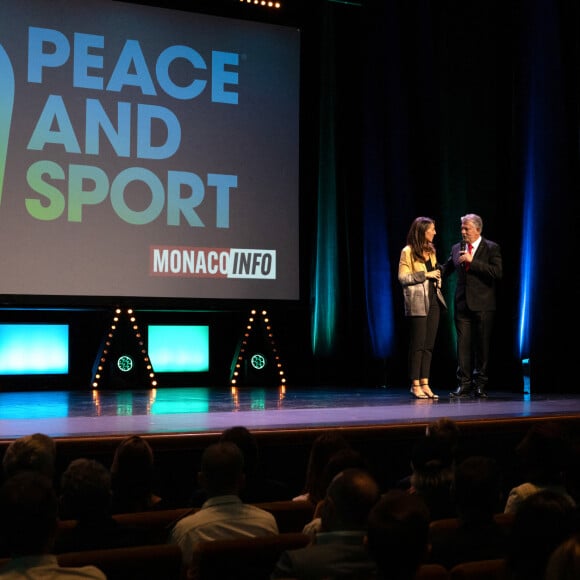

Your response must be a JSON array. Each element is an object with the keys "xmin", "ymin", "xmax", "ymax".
[
  {"xmin": 230, "ymin": 308, "xmax": 287, "ymax": 388},
  {"xmin": 93, "ymin": 307, "xmax": 284, "ymax": 390},
  {"xmin": 92, "ymin": 308, "xmax": 157, "ymax": 390},
  {"xmin": 239, "ymin": 0, "xmax": 282, "ymax": 8}
]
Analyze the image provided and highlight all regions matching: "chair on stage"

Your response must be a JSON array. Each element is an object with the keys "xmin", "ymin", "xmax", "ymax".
[
  {"xmin": 189, "ymin": 532, "xmax": 310, "ymax": 580},
  {"xmin": 448, "ymin": 558, "xmax": 506, "ymax": 580},
  {"xmin": 57, "ymin": 544, "xmax": 184, "ymax": 580}
]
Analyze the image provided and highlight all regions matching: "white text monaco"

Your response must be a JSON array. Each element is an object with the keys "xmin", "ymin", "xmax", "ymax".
[{"xmin": 150, "ymin": 246, "xmax": 276, "ymax": 279}]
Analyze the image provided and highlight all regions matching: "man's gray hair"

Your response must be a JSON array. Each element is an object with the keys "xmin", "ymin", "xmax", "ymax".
[{"xmin": 461, "ymin": 213, "xmax": 483, "ymax": 232}]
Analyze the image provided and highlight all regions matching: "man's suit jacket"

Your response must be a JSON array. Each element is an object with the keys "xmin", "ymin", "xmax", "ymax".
[{"xmin": 443, "ymin": 238, "xmax": 502, "ymax": 312}]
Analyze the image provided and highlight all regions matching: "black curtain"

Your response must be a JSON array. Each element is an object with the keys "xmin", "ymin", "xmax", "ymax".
[{"xmin": 304, "ymin": 0, "xmax": 580, "ymax": 392}]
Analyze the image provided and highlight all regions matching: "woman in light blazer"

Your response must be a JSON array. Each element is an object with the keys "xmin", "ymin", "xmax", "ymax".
[{"xmin": 398, "ymin": 217, "xmax": 447, "ymax": 399}]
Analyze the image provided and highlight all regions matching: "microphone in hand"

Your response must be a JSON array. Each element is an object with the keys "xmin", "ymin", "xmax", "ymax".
[{"xmin": 459, "ymin": 241, "xmax": 467, "ymax": 268}]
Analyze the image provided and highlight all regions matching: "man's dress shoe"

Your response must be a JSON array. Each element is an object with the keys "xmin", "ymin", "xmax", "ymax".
[
  {"xmin": 450, "ymin": 386, "xmax": 472, "ymax": 398},
  {"xmin": 474, "ymin": 388, "xmax": 488, "ymax": 399}
]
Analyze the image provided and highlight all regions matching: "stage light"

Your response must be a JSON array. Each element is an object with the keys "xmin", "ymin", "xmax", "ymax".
[
  {"xmin": 250, "ymin": 353, "xmax": 266, "ymax": 370},
  {"xmin": 117, "ymin": 355, "xmax": 134, "ymax": 372},
  {"xmin": 522, "ymin": 358, "xmax": 531, "ymax": 395},
  {"xmin": 229, "ymin": 309, "xmax": 288, "ymax": 387},
  {"xmin": 239, "ymin": 0, "xmax": 282, "ymax": 9},
  {"xmin": 91, "ymin": 308, "xmax": 157, "ymax": 390}
]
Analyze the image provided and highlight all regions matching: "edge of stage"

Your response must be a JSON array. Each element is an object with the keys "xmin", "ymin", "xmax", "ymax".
[
  {"xmin": 2, "ymin": 384, "xmax": 580, "ymax": 503},
  {"xmin": 2, "ymin": 384, "xmax": 580, "ymax": 441}
]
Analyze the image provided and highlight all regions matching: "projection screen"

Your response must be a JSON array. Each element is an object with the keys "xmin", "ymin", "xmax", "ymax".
[{"xmin": 0, "ymin": 0, "xmax": 300, "ymax": 303}]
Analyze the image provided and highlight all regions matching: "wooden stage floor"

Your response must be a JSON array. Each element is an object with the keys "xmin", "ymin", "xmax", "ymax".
[
  {"xmin": 3, "ymin": 384, "xmax": 580, "ymax": 503},
  {"xmin": 2, "ymin": 384, "xmax": 580, "ymax": 441}
]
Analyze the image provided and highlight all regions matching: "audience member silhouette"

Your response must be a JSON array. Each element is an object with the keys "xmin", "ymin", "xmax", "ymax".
[
  {"xmin": 0, "ymin": 471, "xmax": 106, "ymax": 579},
  {"xmin": 221, "ymin": 425, "xmax": 291, "ymax": 502},
  {"xmin": 545, "ymin": 533, "xmax": 580, "ymax": 580},
  {"xmin": 407, "ymin": 434, "xmax": 455, "ymax": 520},
  {"xmin": 425, "ymin": 418, "xmax": 461, "ymax": 459},
  {"xmin": 110, "ymin": 434, "xmax": 165, "ymax": 513},
  {"xmin": 366, "ymin": 488, "xmax": 430, "ymax": 580},
  {"xmin": 271, "ymin": 467, "xmax": 380, "ymax": 579},
  {"xmin": 191, "ymin": 426, "xmax": 290, "ymax": 506},
  {"xmin": 293, "ymin": 429, "xmax": 352, "ymax": 506},
  {"xmin": 397, "ymin": 417, "xmax": 460, "ymax": 492},
  {"xmin": 1, "ymin": 432, "xmax": 56, "ymax": 482},
  {"xmin": 429, "ymin": 455, "xmax": 508, "ymax": 568},
  {"xmin": 54, "ymin": 457, "xmax": 150, "ymax": 553},
  {"xmin": 504, "ymin": 489, "xmax": 578, "ymax": 580},
  {"xmin": 301, "ymin": 447, "xmax": 371, "ymax": 538},
  {"xmin": 169, "ymin": 441, "xmax": 278, "ymax": 571},
  {"xmin": 504, "ymin": 421, "xmax": 575, "ymax": 514}
]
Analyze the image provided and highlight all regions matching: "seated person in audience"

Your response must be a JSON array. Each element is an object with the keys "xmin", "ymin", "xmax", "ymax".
[
  {"xmin": 301, "ymin": 447, "xmax": 371, "ymax": 538},
  {"xmin": 504, "ymin": 421, "xmax": 575, "ymax": 514},
  {"xmin": 169, "ymin": 441, "xmax": 279, "ymax": 570},
  {"xmin": 397, "ymin": 418, "xmax": 461, "ymax": 491},
  {"xmin": 504, "ymin": 489, "xmax": 578, "ymax": 580},
  {"xmin": 407, "ymin": 435, "xmax": 455, "ymax": 520},
  {"xmin": 545, "ymin": 533, "xmax": 580, "ymax": 580},
  {"xmin": 0, "ymin": 471, "xmax": 106, "ymax": 579},
  {"xmin": 1, "ymin": 432, "xmax": 56, "ymax": 482},
  {"xmin": 110, "ymin": 434, "xmax": 165, "ymax": 513},
  {"xmin": 191, "ymin": 426, "xmax": 290, "ymax": 506},
  {"xmin": 271, "ymin": 467, "xmax": 380, "ymax": 579},
  {"xmin": 54, "ymin": 457, "xmax": 151, "ymax": 553},
  {"xmin": 365, "ymin": 488, "xmax": 430, "ymax": 580},
  {"xmin": 429, "ymin": 455, "xmax": 508, "ymax": 568},
  {"xmin": 293, "ymin": 429, "xmax": 352, "ymax": 505},
  {"xmin": 425, "ymin": 417, "xmax": 461, "ymax": 453}
]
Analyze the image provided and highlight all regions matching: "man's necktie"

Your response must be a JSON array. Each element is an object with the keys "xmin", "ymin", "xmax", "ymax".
[{"xmin": 466, "ymin": 243, "xmax": 473, "ymax": 271}]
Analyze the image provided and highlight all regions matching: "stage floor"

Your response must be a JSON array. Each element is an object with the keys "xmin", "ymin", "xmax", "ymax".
[{"xmin": 2, "ymin": 385, "xmax": 580, "ymax": 441}]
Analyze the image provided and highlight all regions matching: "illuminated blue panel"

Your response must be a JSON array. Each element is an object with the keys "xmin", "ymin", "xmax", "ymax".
[
  {"xmin": 151, "ymin": 388, "xmax": 210, "ymax": 414},
  {"xmin": 116, "ymin": 391, "xmax": 135, "ymax": 417},
  {"xmin": 250, "ymin": 391, "xmax": 266, "ymax": 410},
  {"xmin": 148, "ymin": 325, "xmax": 209, "ymax": 373},
  {"xmin": 0, "ymin": 391, "xmax": 69, "ymax": 419},
  {"xmin": 0, "ymin": 324, "xmax": 69, "ymax": 374}
]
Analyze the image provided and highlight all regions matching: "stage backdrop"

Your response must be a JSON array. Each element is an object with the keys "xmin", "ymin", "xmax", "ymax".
[{"xmin": 308, "ymin": 0, "xmax": 579, "ymax": 393}]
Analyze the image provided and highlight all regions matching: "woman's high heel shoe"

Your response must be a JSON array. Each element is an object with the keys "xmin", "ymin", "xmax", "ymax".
[
  {"xmin": 410, "ymin": 385, "xmax": 429, "ymax": 399},
  {"xmin": 420, "ymin": 381, "xmax": 439, "ymax": 399}
]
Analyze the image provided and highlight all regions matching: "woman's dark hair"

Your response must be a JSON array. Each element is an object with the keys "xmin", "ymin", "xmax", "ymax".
[
  {"xmin": 302, "ymin": 430, "xmax": 351, "ymax": 505},
  {"xmin": 406, "ymin": 217, "xmax": 436, "ymax": 262}
]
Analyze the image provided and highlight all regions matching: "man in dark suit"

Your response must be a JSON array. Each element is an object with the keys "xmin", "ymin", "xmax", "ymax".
[{"xmin": 443, "ymin": 213, "xmax": 503, "ymax": 398}]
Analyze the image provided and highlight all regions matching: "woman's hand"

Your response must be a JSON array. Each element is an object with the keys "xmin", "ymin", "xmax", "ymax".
[{"xmin": 425, "ymin": 270, "xmax": 441, "ymax": 281}]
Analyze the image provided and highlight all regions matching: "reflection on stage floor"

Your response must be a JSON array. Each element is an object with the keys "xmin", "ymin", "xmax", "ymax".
[{"xmin": 2, "ymin": 385, "xmax": 580, "ymax": 440}]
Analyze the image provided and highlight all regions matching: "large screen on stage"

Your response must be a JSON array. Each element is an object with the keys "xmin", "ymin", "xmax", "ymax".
[
  {"xmin": 0, "ymin": 0, "xmax": 300, "ymax": 303},
  {"xmin": 0, "ymin": 323, "xmax": 69, "ymax": 375}
]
